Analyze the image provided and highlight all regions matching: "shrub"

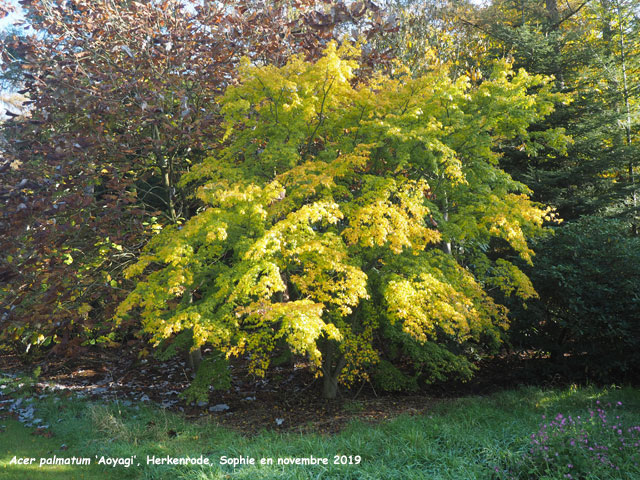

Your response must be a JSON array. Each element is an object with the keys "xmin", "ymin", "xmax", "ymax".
[{"xmin": 509, "ymin": 216, "xmax": 640, "ymax": 380}]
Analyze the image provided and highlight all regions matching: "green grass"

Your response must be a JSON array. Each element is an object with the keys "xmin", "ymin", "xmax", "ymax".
[
  {"xmin": 1, "ymin": 379, "xmax": 639, "ymax": 479},
  {"xmin": 0, "ymin": 419, "xmax": 103, "ymax": 479}
]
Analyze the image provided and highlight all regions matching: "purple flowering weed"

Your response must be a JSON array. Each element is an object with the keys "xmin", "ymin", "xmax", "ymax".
[{"xmin": 495, "ymin": 401, "xmax": 640, "ymax": 479}]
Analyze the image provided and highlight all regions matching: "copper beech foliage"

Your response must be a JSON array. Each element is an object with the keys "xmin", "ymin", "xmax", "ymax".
[{"xmin": 0, "ymin": 0, "xmax": 390, "ymax": 356}]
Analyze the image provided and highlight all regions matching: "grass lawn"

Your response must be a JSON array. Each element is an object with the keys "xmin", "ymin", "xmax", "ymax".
[
  {"xmin": 0, "ymin": 419, "xmax": 103, "ymax": 479},
  {"xmin": 1, "ymin": 379, "xmax": 639, "ymax": 479}
]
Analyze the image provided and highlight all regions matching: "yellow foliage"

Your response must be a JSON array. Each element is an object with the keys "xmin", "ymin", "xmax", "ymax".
[{"xmin": 116, "ymin": 41, "xmax": 566, "ymax": 389}]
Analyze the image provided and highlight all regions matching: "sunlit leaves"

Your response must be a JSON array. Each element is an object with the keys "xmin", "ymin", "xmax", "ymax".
[
  {"xmin": 118, "ymin": 42, "xmax": 565, "ymax": 393},
  {"xmin": 343, "ymin": 178, "xmax": 441, "ymax": 253}
]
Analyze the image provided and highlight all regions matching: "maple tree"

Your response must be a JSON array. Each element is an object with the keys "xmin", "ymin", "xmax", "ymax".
[
  {"xmin": 116, "ymin": 42, "xmax": 567, "ymax": 399},
  {"xmin": 0, "ymin": 0, "xmax": 633, "ymax": 398}
]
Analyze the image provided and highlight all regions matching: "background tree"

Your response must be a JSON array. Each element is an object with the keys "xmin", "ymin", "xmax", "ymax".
[
  {"xmin": 468, "ymin": 0, "xmax": 640, "ymax": 378},
  {"xmin": 509, "ymin": 217, "xmax": 640, "ymax": 380},
  {"xmin": 371, "ymin": 0, "xmax": 490, "ymax": 80},
  {"xmin": 474, "ymin": 0, "xmax": 640, "ymax": 222}
]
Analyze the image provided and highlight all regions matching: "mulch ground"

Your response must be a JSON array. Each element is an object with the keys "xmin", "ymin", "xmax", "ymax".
[{"xmin": 0, "ymin": 345, "xmax": 573, "ymax": 435}]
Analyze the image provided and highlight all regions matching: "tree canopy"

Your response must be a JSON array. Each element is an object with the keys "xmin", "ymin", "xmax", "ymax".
[{"xmin": 116, "ymin": 42, "xmax": 566, "ymax": 398}]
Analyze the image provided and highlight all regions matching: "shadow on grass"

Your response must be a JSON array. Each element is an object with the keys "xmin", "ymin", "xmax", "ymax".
[{"xmin": 0, "ymin": 419, "xmax": 103, "ymax": 480}]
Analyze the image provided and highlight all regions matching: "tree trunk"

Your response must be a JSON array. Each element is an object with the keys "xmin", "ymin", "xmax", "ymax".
[
  {"xmin": 184, "ymin": 299, "xmax": 201, "ymax": 375},
  {"xmin": 321, "ymin": 340, "xmax": 346, "ymax": 399},
  {"xmin": 441, "ymin": 192, "xmax": 452, "ymax": 255},
  {"xmin": 162, "ymin": 167, "xmax": 177, "ymax": 223},
  {"xmin": 545, "ymin": 0, "xmax": 560, "ymax": 26},
  {"xmin": 186, "ymin": 347, "xmax": 202, "ymax": 373},
  {"xmin": 153, "ymin": 125, "xmax": 177, "ymax": 223},
  {"xmin": 323, "ymin": 369, "xmax": 340, "ymax": 399}
]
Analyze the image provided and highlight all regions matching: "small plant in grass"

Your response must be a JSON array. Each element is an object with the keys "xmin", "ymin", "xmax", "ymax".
[{"xmin": 497, "ymin": 401, "xmax": 640, "ymax": 479}]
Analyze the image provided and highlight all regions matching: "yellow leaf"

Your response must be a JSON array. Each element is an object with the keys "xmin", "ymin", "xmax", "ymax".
[{"xmin": 78, "ymin": 303, "xmax": 93, "ymax": 316}]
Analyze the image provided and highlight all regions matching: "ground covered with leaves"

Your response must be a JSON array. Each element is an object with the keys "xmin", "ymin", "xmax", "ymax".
[
  {"xmin": 1, "ymin": 347, "xmax": 441, "ymax": 436},
  {"xmin": 0, "ymin": 346, "xmax": 591, "ymax": 437}
]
